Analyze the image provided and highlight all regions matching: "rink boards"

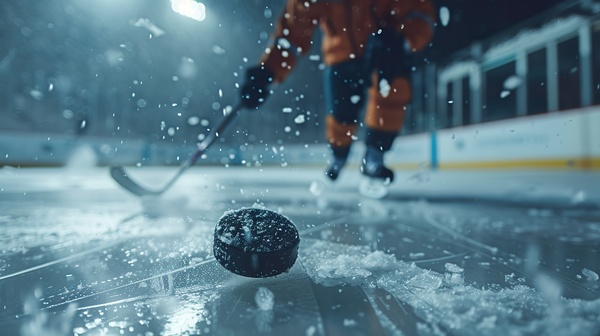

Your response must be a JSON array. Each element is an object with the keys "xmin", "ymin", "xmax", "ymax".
[
  {"xmin": 1, "ymin": 106, "xmax": 599, "ymax": 170},
  {"xmin": 388, "ymin": 106, "xmax": 600, "ymax": 170}
]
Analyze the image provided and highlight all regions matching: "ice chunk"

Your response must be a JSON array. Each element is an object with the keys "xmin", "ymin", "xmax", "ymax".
[
  {"xmin": 439, "ymin": 7, "xmax": 450, "ymax": 26},
  {"xmin": 73, "ymin": 327, "xmax": 86, "ymax": 334},
  {"xmin": 503, "ymin": 75, "xmax": 522, "ymax": 90},
  {"xmin": 309, "ymin": 180, "xmax": 324, "ymax": 196},
  {"xmin": 379, "ymin": 79, "xmax": 391, "ymax": 97},
  {"xmin": 582, "ymin": 268, "xmax": 599, "ymax": 282},
  {"xmin": 343, "ymin": 319, "xmax": 357, "ymax": 327},
  {"xmin": 212, "ymin": 45, "xmax": 226, "ymax": 55},
  {"xmin": 171, "ymin": 0, "xmax": 206, "ymax": 22},
  {"xmin": 444, "ymin": 263, "xmax": 465, "ymax": 286},
  {"xmin": 445, "ymin": 263, "xmax": 464, "ymax": 273},
  {"xmin": 301, "ymin": 240, "xmax": 397, "ymax": 285},
  {"xmin": 255, "ymin": 287, "xmax": 275, "ymax": 311},
  {"xmin": 133, "ymin": 18, "xmax": 165, "ymax": 37},
  {"xmin": 294, "ymin": 115, "xmax": 306, "ymax": 124},
  {"xmin": 406, "ymin": 271, "xmax": 443, "ymax": 292},
  {"xmin": 187, "ymin": 116, "xmax": 200, "ymax": 125},
  {"xmin": 277, "ymin": 37, "xmax": 292, "ymax": 49},
  {"xmin": 29, "ymin": 89, "xmax": 43, "ymax": 100}
]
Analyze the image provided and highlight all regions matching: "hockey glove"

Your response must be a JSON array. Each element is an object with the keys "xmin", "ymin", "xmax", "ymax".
[
  {"xmin": 240, "ymin": 65, "xmax": 274, "ymax": 109},
  {"xmin": 364, "ymin": 28, "xmax": 411, "ymax": 91}
]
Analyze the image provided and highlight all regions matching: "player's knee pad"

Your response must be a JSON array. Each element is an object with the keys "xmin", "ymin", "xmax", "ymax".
[
  {"xmin": 326, "ymin": 115, "xmax": 357, "ymax": 148},
  {"xmin": 365, "ymin": 77, "xmax": 411, "ymax": 132},
  {"xmin": 323, "ymin": 59, "xmax": 367, "ymax": 124}
]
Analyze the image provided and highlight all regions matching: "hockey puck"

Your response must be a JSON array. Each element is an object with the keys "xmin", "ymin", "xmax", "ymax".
[{"xmin": 213, "ymin": 208, "xmax": 300, "ymax": 278}]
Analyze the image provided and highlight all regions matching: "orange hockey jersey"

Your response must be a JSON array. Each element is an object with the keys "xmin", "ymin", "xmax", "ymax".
[{"xmin": 261, "ymin": 0, "xmax": 436, "ymax": 83}]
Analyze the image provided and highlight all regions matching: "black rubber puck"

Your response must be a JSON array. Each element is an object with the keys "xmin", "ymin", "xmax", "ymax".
[{"xmin": 213, "ymin": 208, "xmax": 300, "ymax": 278}]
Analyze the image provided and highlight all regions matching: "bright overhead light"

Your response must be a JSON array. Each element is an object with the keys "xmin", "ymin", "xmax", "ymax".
[{"xmin": 171, "ymin": 0, "xmax": 206, "ymax": 22}]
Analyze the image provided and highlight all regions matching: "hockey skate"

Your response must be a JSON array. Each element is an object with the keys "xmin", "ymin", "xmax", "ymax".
[
  {"xmin": 359, "ymin": 161, "xmax": 394, "ymax": 199},
  {"xmin": 324, "ymin": 145, "xmax": 350, "ymax": 182},
  {"xmin": 325, "ymin": 162, "xmax": 344, "ymax": 181}
]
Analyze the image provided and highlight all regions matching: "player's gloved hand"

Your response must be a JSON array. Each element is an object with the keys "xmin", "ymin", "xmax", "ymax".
[
  {"xmin": 363, "ymin": 28, "xmax": 411, "ymax": 91},
  {"xmin": 240, "ymin": 65, "xmax": 274, "ymax": 109}
]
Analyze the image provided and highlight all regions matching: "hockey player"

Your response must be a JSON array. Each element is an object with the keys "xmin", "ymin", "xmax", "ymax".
[{"xmin": 240, "ymin": 0, "xmax": 436, "ymax": 190}]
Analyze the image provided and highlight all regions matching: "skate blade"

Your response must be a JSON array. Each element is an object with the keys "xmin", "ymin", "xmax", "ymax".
[{"xmin": 358, "ymin": 177, "xmax": 389, "ymax": 199}]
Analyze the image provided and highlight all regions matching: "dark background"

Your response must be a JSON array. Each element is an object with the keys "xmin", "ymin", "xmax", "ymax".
[
  {"xmin": 0, "ymin": 0, "xmax": 573, "ymax": 146},
  {"xmin": 432, "ymin": 0, "xmax": 567, "ymax": 58}
]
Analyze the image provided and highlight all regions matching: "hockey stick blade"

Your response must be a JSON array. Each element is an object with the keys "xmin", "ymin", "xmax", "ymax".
[
  {"xmin": 110, "ymin": 104, "xmax": 242, "ymax": 197},
  {"xmin": 110, "ymin": 166, "xmax": 166, "ymax": 196}
]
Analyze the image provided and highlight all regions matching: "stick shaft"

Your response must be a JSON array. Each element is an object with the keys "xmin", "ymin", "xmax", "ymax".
[{"xmin": 110, "ymin": 103, "xmax": 242, "ymax": 196}]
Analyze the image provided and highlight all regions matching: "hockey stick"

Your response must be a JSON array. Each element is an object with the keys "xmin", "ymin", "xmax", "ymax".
[{"xmin": 110, "ymin": 103, "xmax": 243, "ymax": 196}]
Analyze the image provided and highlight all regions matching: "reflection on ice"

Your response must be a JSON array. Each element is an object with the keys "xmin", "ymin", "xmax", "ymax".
[
  {"xmin": 308, "ymin": 180, "xmax": 325, "ymax": 197},
  {"xmin": 162, "ymin": 295, "xmax": 210, "ymax": 336},
  {"xmin": 21, "ymin": 289, "xmax": 77, "ymax": 336},
  {"xmin": 255, "ymin": 287, "xmax": 275, "ymax": 311}
]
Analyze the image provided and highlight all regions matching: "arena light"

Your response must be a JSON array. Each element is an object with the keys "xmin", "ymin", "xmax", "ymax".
[{"xmin": 171, "ymin": 0, "xmax": 206, "ymax": 22}]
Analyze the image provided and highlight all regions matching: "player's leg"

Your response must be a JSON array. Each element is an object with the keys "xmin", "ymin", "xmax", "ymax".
[
  {"xmin": 323, "ymin": 59, "xmax": 367, "ymax": 181},
  {"xmin": 362, "ymin": 76, "xmax": 412, "ymax": 183}
]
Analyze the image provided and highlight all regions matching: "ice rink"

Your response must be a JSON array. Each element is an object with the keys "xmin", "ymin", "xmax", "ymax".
[{"xmin": 0, "ymin": 165, "xmax": 599, "ymax": 336}]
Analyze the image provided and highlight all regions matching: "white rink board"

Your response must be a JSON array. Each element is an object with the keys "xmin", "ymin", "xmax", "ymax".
[
  {"xmin": 387, "ymin": 132, "xmax": 431, "ymax": 167},
  {"xmin": 436, "ymin": 109, "xmax": 595, "ymax": 164},
  {"xmin": 588, "ymin": 108, "xmax": 600, "ymax": 157},
  {"xmin": 0, "ymin": 132, "xmax": 156, "ymax": 166},
  {"xmin": 2, "ymin": 107, "xmax": 599, "ymax": 168}
]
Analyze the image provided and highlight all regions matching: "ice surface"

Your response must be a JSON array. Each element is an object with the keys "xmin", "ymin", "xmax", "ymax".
[{"xmin": 1, "ymin": 167, "xmax": 599, "ymax": 335}]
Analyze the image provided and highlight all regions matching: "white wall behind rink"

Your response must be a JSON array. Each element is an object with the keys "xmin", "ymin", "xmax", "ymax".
[
  {"xmin": 386, "ymin": 106, "xmax": 600, "ymax": 170},
  {"xmin": 1, "ymin": 106, "xmax": 599, "ymax": 169},
  {"xmin": 0, "ymin": 131, "xmax": 330, "ymax": 168}
]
